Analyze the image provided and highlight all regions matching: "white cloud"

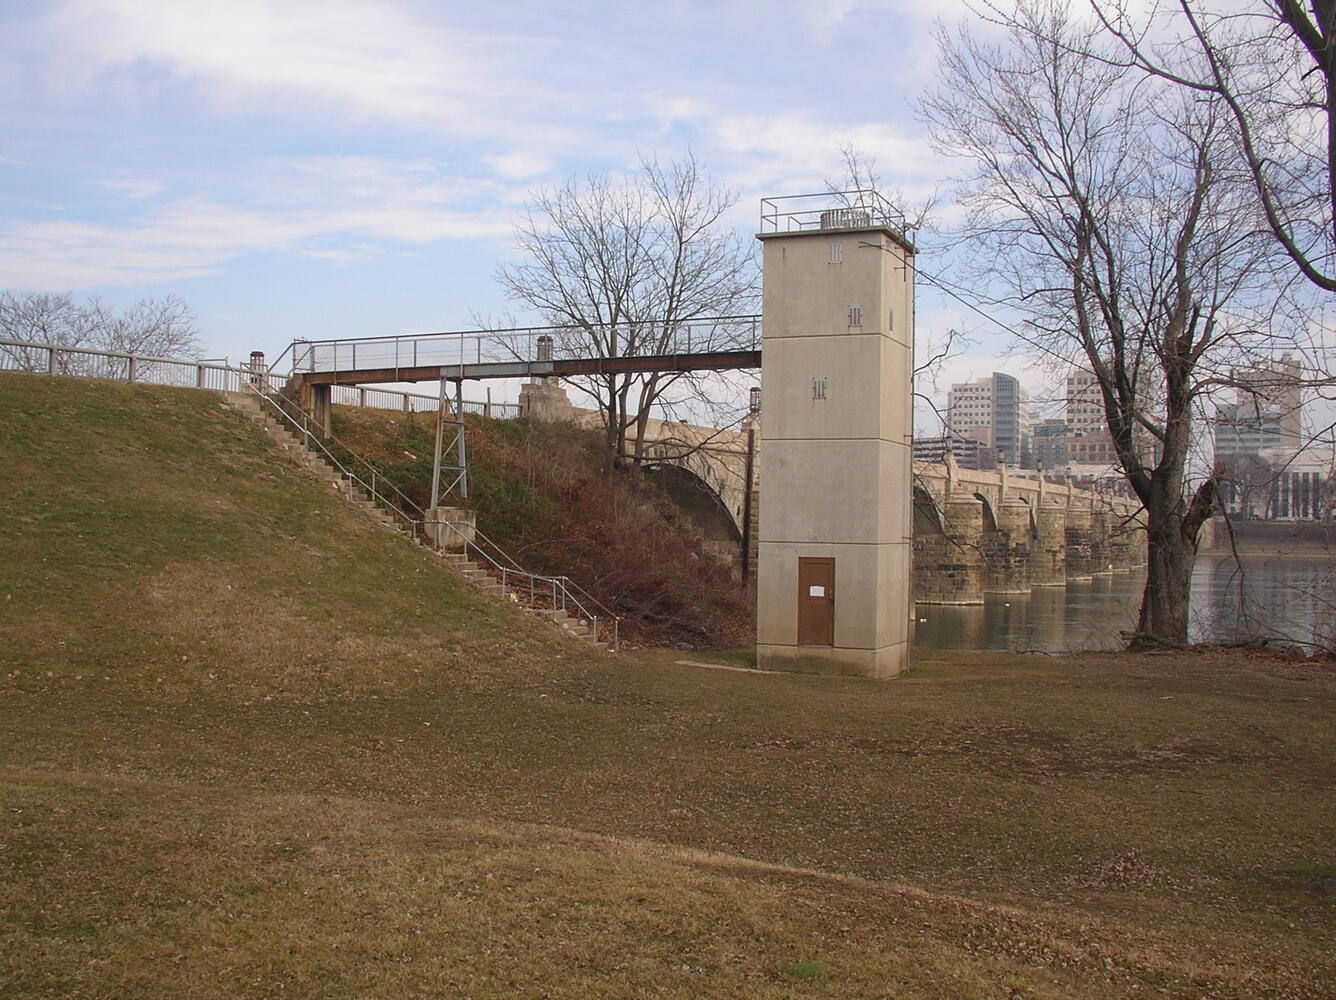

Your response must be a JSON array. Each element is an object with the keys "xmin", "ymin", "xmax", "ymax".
[
  {"xmin": 39, "ymin": 0, "xmax": 597, "ymax": 153},
  {"xmin": 798, "ymin": 0, "xmax": 976, "ymax": 32},
  {"xmin": 0, "ymin": 156, "xmax": 512, "ymax": 288},
  {"xmin": 483, "ymin": 151, "xmax": 555, "ymax": 181},
  {"xmin": 97, "ymin": 177, "xmax": 166, "ymax": 200},
  {"xmin": 637, "ymin": 98, "xmax": 949, "ymax": 217}
]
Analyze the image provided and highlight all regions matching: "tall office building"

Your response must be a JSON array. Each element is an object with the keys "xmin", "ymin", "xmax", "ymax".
[
  {"xmin": 946, "ymin": 372, "xmax": 1030, "ymax": 466},
  {"xmin": 1063, "ymin": 368, "xmax": 1164, "ymax": 471},
  {"xmin": 1031, "ymin": 418, "xmax": 1067, "ymax": 470},
  {"xmin": 1065, "ymin": 370, "xmax": 1117, "ymax": 466}
]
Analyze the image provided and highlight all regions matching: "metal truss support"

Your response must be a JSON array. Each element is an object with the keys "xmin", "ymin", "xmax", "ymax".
[{"xmin": 430, "ymin": 378, "xmax": 469, "ymax": 506}]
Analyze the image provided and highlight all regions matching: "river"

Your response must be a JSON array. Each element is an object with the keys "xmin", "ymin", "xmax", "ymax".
[{"xmin": 911, "ymin": 552, "xmax": 1335, "ymax": 652}]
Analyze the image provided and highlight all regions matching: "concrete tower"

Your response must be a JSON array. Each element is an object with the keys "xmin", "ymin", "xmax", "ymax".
[{"xmin": 754, "ymin": 199, "xmax": 916, "ymax": 678}]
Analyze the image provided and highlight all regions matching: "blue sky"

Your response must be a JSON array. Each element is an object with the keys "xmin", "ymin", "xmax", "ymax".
[{"xmin": 0, "ymin": 0, "xmax": 1064, "ymax": 421}]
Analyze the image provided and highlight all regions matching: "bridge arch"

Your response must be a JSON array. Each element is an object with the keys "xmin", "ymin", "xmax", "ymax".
[
  {"xmin": 913, "ymin": 483, "xmax": 946, "ymax": 535},
  {"xmin": 973, "ymin": 492, "xmax": 998, "ymax": 533},
  {"xmin": 643, "ymin": 462, "xmax": 741, "ymax": 544}
]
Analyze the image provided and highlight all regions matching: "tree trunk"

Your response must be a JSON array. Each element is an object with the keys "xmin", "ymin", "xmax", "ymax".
[
  {"xmin": 1133, "ymin": 504, "xmax": 1198, "ymax": 646},
  {"xmin": 601, "ymin": 392, "xmax": 619, "ymax": 474}
]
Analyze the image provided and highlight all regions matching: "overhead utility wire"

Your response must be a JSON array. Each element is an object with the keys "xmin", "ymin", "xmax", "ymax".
[{"xmin": 908, "ymin": 257, "xmax": 1092, "ymax": 374}]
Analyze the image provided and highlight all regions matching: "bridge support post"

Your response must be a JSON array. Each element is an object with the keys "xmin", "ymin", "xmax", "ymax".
[
  {"xmin": 1090, "ymin": 509, "xmax": 1115, "ymax": 575},
  {"xmin": 985, "ymin": 500, "xmax": 1033, "ymax": 593},
  {"xmin": 1031, "ymin": 503, "xmax": 1068, "ymax": 587},
  {"xmin": 914, "ymin": 496, "xmax": 986, "ymax": 605},
  {"xmin": 1065, "ymin": 506, "xmax": 1095, "ymax": 581},
  {"xmin": 296, "ymin": 380, "xmax": 333, "ymax": 438},
  {"xmin": 754, "ymin": 214, "xmax": 915, "ymax": 678}
]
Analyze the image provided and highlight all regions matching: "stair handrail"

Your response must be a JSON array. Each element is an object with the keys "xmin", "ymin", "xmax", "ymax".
[
  {"xmin": 257, "ymin": 384, "xmax": 428, "ymax": 522},
  {"xmin": 235, "ymin": 375, "xmax": 420, "ymax": 535},
  {"xmin": 422, "ymin": 516, "xmax": 618, "ymax": 651},
  {"xmin": 464, "ymin": 522, "xmax": 529, "ymax": 574},
  {"xmin": 555, "ymin": 574, "xmax": 621, "ymax": 635},
  {"xmin": 455, "ymin": 522, "xmax": 622, "ymax": 648}
]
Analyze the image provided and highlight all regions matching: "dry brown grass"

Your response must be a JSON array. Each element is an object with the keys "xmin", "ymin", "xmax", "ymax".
[
  {"xmin": 1, "ymin": 374, "xmax": 1333, "ymax": 998},
  {"xmin": 326, "ymin": 404, "xmax": 755, "ymax": 647}
]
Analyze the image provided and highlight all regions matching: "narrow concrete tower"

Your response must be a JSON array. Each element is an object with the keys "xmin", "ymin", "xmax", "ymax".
[{"xmin": 755, "ymin": 198, "xmax": 915, "ymax": 678}]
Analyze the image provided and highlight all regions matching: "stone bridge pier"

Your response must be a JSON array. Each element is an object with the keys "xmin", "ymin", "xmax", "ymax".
[
  {"xmin": 913, "ymin": 492, "xmax": 986, "ymax": 605},
  {"xmin": 1064, "ymin": 506, "xmax": 1097, "ymax": 581},
  {"xmin": 1031, "ymin": 503, "xmax": 1068, "ymax": 587},
  {"xmin": 984, "ymin": 500, "xmax": 1034, "ymax": 594}
]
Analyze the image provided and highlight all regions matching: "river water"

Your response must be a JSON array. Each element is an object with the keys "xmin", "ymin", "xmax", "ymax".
[{"xmin": 912, "ymin": 553, "xmax": 1335, "ymax": 652}]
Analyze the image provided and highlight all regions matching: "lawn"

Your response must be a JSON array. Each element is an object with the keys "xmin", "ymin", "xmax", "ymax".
[{"xmin": 1, "ymin": 373, "xmax": 1332, "ymax": 998}]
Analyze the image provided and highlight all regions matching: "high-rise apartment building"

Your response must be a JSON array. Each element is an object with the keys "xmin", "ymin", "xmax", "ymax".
[{"xmin": 946, "ymin": 372, "xmax": 1030, "ymax": 466}]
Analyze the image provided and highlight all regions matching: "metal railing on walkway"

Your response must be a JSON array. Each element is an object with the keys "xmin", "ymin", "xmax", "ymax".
[
  {"xmin": 330, "ymin": 383, "xmax": 520, "ymax": 419},
  {"xmin": 270, "ymin": 315, "xmax": 762, "ymax": 377},
  {"xmin": 0, "ymin": 337, "xmax": 285, "ymax": 394}
]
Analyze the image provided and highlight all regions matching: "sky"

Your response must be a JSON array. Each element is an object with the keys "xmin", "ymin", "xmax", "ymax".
[{"xmin": 2, "ymin": 0, "xmax": 1040, "ymax": 426}]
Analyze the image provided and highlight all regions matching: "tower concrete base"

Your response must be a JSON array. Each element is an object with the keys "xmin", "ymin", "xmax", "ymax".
[{"xmin": 756, "ymin": 642, "xmax": 909, "ymax": 679}]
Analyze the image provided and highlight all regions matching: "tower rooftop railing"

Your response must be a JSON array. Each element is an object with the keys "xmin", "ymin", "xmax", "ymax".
[{"xmin": 760, "ymin": 189, "xmax": 912, "ymax": 237}]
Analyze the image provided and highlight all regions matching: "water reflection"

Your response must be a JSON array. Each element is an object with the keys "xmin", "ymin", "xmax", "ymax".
[{"xmin": 912, "ymin": 556, "xmax": 1335, "ymax": 652}]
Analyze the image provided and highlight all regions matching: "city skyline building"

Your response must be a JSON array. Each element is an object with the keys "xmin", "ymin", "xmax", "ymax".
[
  {"xmin": 946, "ymin": 372, "xmax": 1030, "ymax": 466},
  {"xmin": 1064, "ymin": 371, "xmax": 1118, "ymax": 467},
  {"xmin": 1214, "ymin": 354, "xmax": 1304, "ymax": 459},
  {"xmin": 1030, "ymin": 418, "xmax": 1067, "ymax": 471}
]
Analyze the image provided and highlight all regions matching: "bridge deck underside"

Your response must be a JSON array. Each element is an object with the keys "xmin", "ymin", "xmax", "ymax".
[{"xmin": 297, "ymin": 350, "xmax": 762, "ymax": 385}]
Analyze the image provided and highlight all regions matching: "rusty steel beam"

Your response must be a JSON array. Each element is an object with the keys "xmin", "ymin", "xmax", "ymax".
[
  {"xmin": 299, "ymin": 364, "xmax": 466, "ymax": 386},
  {"xmin": 548, "ymin": 350, "xmax": 760, "ymax": 377},
  {"xmin": 293, "ymin": 350, "xmax": 761, "ymax": 386}
]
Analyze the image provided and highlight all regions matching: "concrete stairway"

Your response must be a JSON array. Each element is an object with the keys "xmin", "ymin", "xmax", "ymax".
[{"xmin": 222, "ymin": 391, "xmax": 610, "ymax": 650}]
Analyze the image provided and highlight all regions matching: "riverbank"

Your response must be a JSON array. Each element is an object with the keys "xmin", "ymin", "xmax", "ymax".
[{"xmin": 1205, "ymin": 518, "xmax": 1336, "ymax": 557}]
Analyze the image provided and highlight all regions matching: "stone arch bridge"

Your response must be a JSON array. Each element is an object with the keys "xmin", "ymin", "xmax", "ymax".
[{"xmin": 518, "ymin": 378, "xmax": 1146, "ymax": 603}]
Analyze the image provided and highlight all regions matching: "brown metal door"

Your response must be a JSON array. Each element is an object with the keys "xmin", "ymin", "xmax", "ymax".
[{"xmin": 797, "ymin": 557, "xmax": 835, "ymax": 646}]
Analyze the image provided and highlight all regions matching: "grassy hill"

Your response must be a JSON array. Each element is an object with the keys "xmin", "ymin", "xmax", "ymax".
[{"xmin": 1, "ymin": 373, "xmax": 1334, "ymax": 999}]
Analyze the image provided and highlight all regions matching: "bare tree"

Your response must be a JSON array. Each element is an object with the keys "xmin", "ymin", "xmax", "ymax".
[
  {"xmin": 0, "ymin": 292, "xmax": 98, "ymax": 372},
  {"xmin": 824, "ymin": 143, "xmax": 938, "ymax": 234},
  {"xmin": 1217, "ymin": 452, "xmax": 1278, "ymax": 518},
  {"xmin": 1077, "ymin": 1, "xmax": 1336, "ymax": 294},
  {"xmin": 924, "ymin": 1, "xmax": 1283, "ymax": 646},
  {"xmin": 88, "ymin": 295, "xmax": 201, "ymax": 358},
  {"xmin": 497, "ymin": 154, "xmax": 758, "ymax": 471},
  {"xmin": 1, "ymin": 290, "xmax": 202, "ymax": 375}
]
